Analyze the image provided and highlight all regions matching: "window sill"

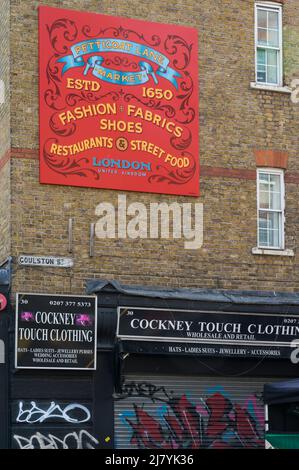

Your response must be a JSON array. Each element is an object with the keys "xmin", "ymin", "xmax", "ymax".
[
  {"xmin": 250, "ymin": 82, "xmax": 292, "ymax": 94},
  {"xmin": 252, "ymin": 247, "xmax": 295, "ymax": 257}
]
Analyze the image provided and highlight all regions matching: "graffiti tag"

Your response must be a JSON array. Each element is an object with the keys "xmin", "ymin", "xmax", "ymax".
[
  {"xmin": 13, "ymin": 430, "xmax": 99, "ymax": 449},
  {"xmin": 116, "ymin": 381, "xmax": 172, "ymax": 403},
  {"xmin": 16, "ymin": 401, "xmax": 91, "ymax": 424}
]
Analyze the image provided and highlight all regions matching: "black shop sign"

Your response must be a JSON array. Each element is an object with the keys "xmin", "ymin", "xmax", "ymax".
[
  {"xmin": 117, "ymin": 307, "xmax": 299, "ymax": 358},
  {"xmin": 15, "ymin": 293, "xmax": 97, "ymax": 370}
]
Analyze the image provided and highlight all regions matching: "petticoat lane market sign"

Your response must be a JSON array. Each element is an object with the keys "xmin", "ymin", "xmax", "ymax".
[
  {"xmin": 15, "ymin": 293, "xmax": 97, "ymax": 370},
  {"xmin": 117, "ymin": 307, "xmax": 299, "ymax": 359},
  {"xmin": 39, "ymin": 6, "xmax": 199, "ymax": 196}
]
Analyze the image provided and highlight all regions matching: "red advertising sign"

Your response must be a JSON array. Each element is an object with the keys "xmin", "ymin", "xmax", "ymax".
[{"xmin": 39, "ymin": 6, "xmax": 199, "ymax": 196}]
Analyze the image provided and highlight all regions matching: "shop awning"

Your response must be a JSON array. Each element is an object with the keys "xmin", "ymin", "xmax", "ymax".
[
  {"xmin": 264, "ymin": 378, "xmax": 299, "ymax": 405},
  {"xmin": 86, "ymin": 279, "xmax": 299, "ymax": 306}
]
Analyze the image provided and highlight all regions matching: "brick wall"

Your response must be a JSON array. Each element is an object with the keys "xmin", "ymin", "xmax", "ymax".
[
  {"xmin": 8, "ymin": 0, "xmax": 299, "ymax": 295},
  {"xmin": 0, "ymin": 0, "xmax": 10, "ymax": 263}
]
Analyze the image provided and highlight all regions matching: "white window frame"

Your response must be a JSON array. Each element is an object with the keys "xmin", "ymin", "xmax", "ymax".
[
  {"xmin": 257, "ymin": 168, "xmax": 285, "ymax": 250},
  {"xmin": 255, "ymin": 2, "xmax": 283, "ymax": 87}
]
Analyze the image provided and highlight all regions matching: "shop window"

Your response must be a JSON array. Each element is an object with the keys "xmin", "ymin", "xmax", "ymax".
[
  {"xmin": 257, "ymin": 168, "xmax": 285, "ymax": 250},
  {"xmin": 255, "ymin": 3, "xmax": 283, "ymax": 86}
]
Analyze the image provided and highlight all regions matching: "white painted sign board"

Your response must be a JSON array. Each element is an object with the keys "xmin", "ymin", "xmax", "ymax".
[{"xmin": 18, "ymin": 256, "xmax": 74, "ymax": 268}]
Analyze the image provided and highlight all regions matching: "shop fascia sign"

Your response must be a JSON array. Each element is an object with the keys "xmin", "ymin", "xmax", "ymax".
[
  {"xmin": 117, "ymin": 306, "xmax": 299, "ymax": 348},
  {"xmin": 18, "ymin": 255, "xmax": 74, "ymax": 268}
]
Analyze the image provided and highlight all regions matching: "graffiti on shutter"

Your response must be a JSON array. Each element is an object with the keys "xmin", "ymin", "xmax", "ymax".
[{"xmin": 115, "ymin": 377, "xmax": 266, "ymax": 449}]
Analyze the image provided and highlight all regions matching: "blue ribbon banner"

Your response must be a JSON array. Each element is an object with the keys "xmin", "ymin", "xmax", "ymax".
[{"xmin": 57, "ymin": 38, "xmax": 181, "ymax": 88}]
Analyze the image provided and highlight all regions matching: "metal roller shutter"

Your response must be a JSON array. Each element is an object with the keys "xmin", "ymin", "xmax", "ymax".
[{"xmin": 114, "ymin": 374, "xmax": 277, "ymax": 449}]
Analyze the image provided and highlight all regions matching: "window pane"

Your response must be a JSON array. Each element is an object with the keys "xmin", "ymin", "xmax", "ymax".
[
  {"xmin": 259, "ymin": 211, "xmax": 281, "ymax": 248},
  {"xmin": 268, "ymin": 211, "xmax": 281, "ymax": 246},
  {"xmin": 257, "ymin": 49, "xmax": 266, "ymax": 65},
  {"xmin": 259, "ymin": 173, "xmax": 269, "ymax": 183},
  {"xmin": 267, "ymin": 49, "xmax": 278, "ymax": 67},
  {"xmin": 269, "ymin": 174, "xmax": 281, "ymax": 209},
  {"xmin": 260, "ymin": 191, "xmax": 269, "ymax": 209},
  {"xmin": 268, "ymin": 29, "xmax": 279, "ymax": 47},
  {"xmin": 259, "ymin": 211, "xmax": 270, "ymax": 247},
  {"xmin": 259, "ymin": 173, "xmax": 270, "ymax": 191},
  {"xmin": 270, "ymin": 192, "xmax": 281, "ymax": 210},
  {"xmin": 259, "ymin": 211, "xmax": 269, "ymax": 229},
  {"xmin": 257, "ymin": 65, "xmax": 266, "ymax": 73},
  {"xmin": 268, "ymin": 11, "xmax": 279, "ymax": 29},
  {"xmin": 257, "ymin": 71, "xmax": 266, "ymax": 82},
  {"xmin": 258, "ymin": 9, "xmax": 268, "ymax": 28},
  {"xmin": 259, "ymin": 181, "xmax": 269, "ymax": 193},
  {"xmin": 258, "ymin": 28, "xmax": 267, "ymax": 44},
  {"xmin": 270, "ymin": 174, "xmax": 281, "ymax": 192},
  {"xmin": 267, "ymin": 65, "xmax": 278, "ymax": 84},
  {"xmin": 257, "ymin": 48, "xmax": 279, "ymax": 84},
  {"xmin": 259, "ymin": 229, "xmax": 268, "ymax": 246},
  {"xmin": 269, "ymin": 228, "xmax": 280, "ymax": 247}
]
